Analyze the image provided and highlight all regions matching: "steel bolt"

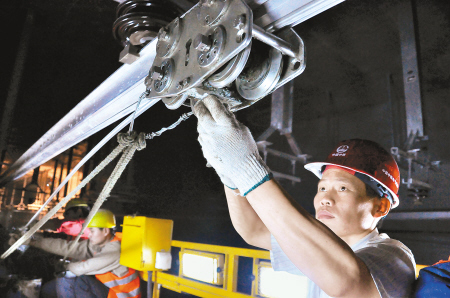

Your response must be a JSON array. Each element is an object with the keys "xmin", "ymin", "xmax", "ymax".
[
  {"xmin": 194, "ymin": 34, "xmax": 211, "ymax": 52},
  {"xmin": 182, "ymin": 77, "xmax": 191, "ymax": 86},
  {"xmin": 144, "ymin": 76, "xmax": 153, "ymax": 87},
  {"xmin": 152, "ymin": 66, "xmax": 164, "ymax": 80},
  {"xmin": 158, "ymin": 28, "xmax": 169, "ymax": 41},
  {"xmin": 233, "ymin": 15, "xmax": 246, "ymax": 29},
  {"xmin": 200, "ymin": 0, "xmax": 215, "ymax": 6}
]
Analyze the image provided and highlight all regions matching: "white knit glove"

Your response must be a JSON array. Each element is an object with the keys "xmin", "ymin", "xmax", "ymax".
[
  {"xmin": 214, "ymin": 166, "xmax": 237, "ymax": 190},
  {"xmin": 194, "ymin": 95, "xmax": 272, "ymax": 196}
]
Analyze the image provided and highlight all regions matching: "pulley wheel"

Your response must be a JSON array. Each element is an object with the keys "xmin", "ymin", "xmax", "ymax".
[
  {"xmin": 162, "ymin": 93, "xmax": 190, "ymax": 110},
  {"xmin": 235, "ymin": 43, "xmax": 283, "ymax": 100},
  {"xmin": 208, "ymin": 41, "xmax": 252, "ymax": 88}
]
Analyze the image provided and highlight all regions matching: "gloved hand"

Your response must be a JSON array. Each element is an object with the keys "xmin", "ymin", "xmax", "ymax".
[
  {"xmin": 8, "ymin": 233, "xmax": 31, "ymax": 246},
  {"xmin": 208, "ymin": 163, "xmax": 237, "ymax": 190},
  {"xmin": 193, "ymin": 95, "xmax": 272, "ymax": 196},
  {"xmin": 8, "ymin": 232, "xmax": 43, "ymax": 246}
]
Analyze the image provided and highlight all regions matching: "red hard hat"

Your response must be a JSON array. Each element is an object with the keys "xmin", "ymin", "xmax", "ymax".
[{"xmin": 304, "ymin": 139, "xmax": 400, "ymax": 208}]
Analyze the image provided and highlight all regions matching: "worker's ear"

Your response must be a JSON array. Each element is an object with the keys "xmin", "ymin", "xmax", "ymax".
[
  {"xmin": 101, "ymin": 228, "xmax": 110, "ymax": 237},
  {"xmin": 373, "ymin": 197, "xmax": 390, "ymax": 218}
]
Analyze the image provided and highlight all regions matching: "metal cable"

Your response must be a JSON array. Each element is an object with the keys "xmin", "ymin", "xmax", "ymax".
[
  {"xmin": 128, "ymin": 91, "xmax": 147, "ymax": 135},
  {"xmin": 145, "ymin": 112, "xmax": 193, "ymax": 139}
]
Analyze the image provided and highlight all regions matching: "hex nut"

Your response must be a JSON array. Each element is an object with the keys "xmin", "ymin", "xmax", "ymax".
[
  {"xmin": 152, "ymin": 66, "xmax": 164, "ymax": 80},
  {"xmin": 194, "ymin": 34, "xmax": 211, "ymax": 52}
]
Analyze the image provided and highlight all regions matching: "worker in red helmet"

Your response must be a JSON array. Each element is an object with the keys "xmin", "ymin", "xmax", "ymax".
[
  {"xmin": 41, "ymin": 198, "xmax": 91, "ymax": 240},
  {"xmin": 193, "ymin": 95, "xmax": 416, "ymax": 298}
]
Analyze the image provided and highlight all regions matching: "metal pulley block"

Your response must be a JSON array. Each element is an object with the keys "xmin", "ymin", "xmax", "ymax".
[
  {"xmin": 146, "ymin": 0, "xmax": 306, "ymax": 111},
  {"xmin": 147, "ymin": 0, "xmax": 253, "ymax": 99}
]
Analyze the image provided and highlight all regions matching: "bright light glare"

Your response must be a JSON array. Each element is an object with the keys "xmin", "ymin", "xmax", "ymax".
[
  {"xmin": 259, "ymin": 265, "xmax": 309, "ymax": 298},
  {"xmin": 182, "ymin": 251, "xmax": 223, "ymax": 285}
]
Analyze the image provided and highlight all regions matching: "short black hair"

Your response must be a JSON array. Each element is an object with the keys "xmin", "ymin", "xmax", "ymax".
[
  {"xmin": 99, "ymin": 227, "xmax": 116, "ymax": 236},
  {"xmin": 365, "ymin": 184, "xmax": 383, "ymax": 199}
]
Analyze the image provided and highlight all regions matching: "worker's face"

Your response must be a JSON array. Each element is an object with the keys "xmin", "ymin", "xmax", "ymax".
[
  {"xmin": 313, "ymin": 168, "xmax": 380, "ymax": 243},
  {"xmin": 88, "ymin": 227, "xmax": 111, "ymax": 246}
]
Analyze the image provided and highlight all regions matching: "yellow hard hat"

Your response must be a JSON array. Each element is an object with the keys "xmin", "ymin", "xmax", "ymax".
[
  {"xmin": 87, "ymin": 209, "xmax": 116, "ymax": 228},
  {"xmin": 64, "ymin": 199, "xmax": 89, "ymax": 213}
]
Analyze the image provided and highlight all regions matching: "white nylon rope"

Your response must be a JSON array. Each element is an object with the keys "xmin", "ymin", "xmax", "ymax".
[
  {"xmin": 1, "ymin": 143, "xmax": 126, "ymax": 259},
  {"xmin": 22, "ymin": 95, "xmax": 157, "ymax": 230},
  {"xmin": 63, "ymin": 132, "xmax": 145, "ymax": 260},
  {"xmin": 3, "ymin": 106, "xmax": 193, "ymax": 260}
]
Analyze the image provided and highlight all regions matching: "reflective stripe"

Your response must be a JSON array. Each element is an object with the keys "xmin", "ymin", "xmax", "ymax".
[
  {"xmin": 103, "ymin": 271, "xmax": 139, "ymax": 288},
  {"xmin": 116, "ymin": 287, "xmax": 141, "ymax": 298}
]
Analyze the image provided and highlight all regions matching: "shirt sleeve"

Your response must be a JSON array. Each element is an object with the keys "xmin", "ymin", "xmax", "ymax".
[
  {"xmin": 356, "ymin": 243, "xmax": 416, "ymax": 298},
  {"xmin": 32, "ymin": 238, "xmax": 91, "ymax": 260},
  {"xmin": 67, "ymin": 241, "xmax": 123, "ymax": 276},
  {"xmin": 270, "ymin": 234, "xmax": 305, "ymax": 276}
]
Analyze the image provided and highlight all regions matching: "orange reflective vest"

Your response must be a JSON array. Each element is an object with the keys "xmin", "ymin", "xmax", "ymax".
[{"xmin": 95, "ymin": 236, "xmax": 141, "ymax": 298}]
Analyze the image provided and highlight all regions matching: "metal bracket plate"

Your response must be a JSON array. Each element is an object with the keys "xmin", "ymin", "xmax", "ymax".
[{"xmin": 147, "ymin": 0, "xmax": 253, "ymax": 99}]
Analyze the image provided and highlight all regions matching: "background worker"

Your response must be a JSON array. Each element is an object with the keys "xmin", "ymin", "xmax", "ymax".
[
  {"xmin": 193, "ymin": 95, "xmax": 416, "ymax": 297},
  {"xmin": 9, "ymin": 209, "xmax": 140, "ymax": 298},
  {"xmin": 42, "ymin": 198, "xmax": 91, "ymax": 240}
]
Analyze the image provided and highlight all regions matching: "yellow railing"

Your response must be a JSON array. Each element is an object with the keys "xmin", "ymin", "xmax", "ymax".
[
  {"xmin": 142, "ymin": 240, "xmax": 270, "ymax": 298},
  {"xmin": 139, "ymin": 240, "xmax": 430, "ymax": 298}
]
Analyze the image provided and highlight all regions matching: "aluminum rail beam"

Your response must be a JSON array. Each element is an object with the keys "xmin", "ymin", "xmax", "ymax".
[
  {"xmin": 0, "ymin": 0, "xmax": 344, "ymax": 184},
  {"xmin": 0, "ymin": 41, "xmax": 158, "ymax": 184},
  {"xmin": 247, "ymin": 0, "xmax": 345, "ymax": 32}
]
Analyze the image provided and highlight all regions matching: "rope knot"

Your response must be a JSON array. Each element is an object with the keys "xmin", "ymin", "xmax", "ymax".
[
  {"xmin": 136, "ymin": 132, "xmax": 147, "ymax": 151},
  {"xmin": 117, "ymin": 132, "xmax": 146, "ymax": 150},
  {"xmin": 117, "ymin": 132, "xmax": 137, "ymax": 146}
]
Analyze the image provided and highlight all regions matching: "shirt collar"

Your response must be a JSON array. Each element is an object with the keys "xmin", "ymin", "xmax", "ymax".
[{"xmin": 351, "ymin": 228, "xmax": 380, "ymax": 251}]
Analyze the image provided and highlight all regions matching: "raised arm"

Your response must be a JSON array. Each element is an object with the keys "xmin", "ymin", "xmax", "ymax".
[
  {"xmin": 193, "ymin": 95, "xmax": 379, "ymax": 298},
  {"xmin": 246, "ymin": 179, "xmax": 378, "ymax": 298},
  {"xmin": 224, "ymin": 187, "xmax": 271, "ymax": 250}
]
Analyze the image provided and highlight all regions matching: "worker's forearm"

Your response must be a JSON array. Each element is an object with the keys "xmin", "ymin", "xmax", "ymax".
[
  {"xmin": 246, "ymin": 180, "xmax": 376, "ymax": 297},
  {"xmin": 32, "ymin": 238, "xmax": 89, "ymax": 260},
  {"xmin": 68, "ymin": 247, "xmax": 121, "ymax": 276},
  {"xmin": 224, "ymin": 187, "xmax": 271, "ymax": 250}
]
